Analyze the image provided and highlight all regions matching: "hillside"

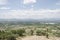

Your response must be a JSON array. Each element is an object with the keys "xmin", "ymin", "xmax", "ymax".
[{"xmin": 17, "ymin": 36, "xmax": 60, "ymax": 40}]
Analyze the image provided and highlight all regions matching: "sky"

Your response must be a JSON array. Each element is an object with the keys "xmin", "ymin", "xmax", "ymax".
[{"xmin": 0, "ymin": 0, "xmax": 60, "ymax": 19}]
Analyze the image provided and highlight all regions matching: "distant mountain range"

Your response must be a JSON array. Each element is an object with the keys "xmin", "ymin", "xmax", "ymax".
[{"xmin": 0, "ymin": 18, "xmax": 60, "ymax": 23}]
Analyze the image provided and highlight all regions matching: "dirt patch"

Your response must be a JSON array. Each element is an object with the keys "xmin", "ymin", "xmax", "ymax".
[{"xmin": 17, "ymin": 36, "xmax": 60, "ymax": 40}]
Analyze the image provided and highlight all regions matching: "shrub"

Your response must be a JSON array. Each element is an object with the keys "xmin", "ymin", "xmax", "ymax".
[
  {"xmin": 0, "ymin": 30, "xmax": 16, "ymax": 40},
  {"xmin": 7, "ymin": 35, "xmax": 16, "ymax": 40},
  {"xmin": 16, "ymin": 29, "xmax": 25, "ymax": 36},
  {"xmin": 53, "ymin": 31, "xmax": 60, "ymax": 37},
  {"xmin": 36, "ymin": 30, "xmax": 46, "ymax": 36},
  {"xmin": 30, "ymin": 30, "xmax": 34, "ymax": 35},
  {"xmin": 11, "ymin": 30, "xmax": 17, "ymax": 34}
]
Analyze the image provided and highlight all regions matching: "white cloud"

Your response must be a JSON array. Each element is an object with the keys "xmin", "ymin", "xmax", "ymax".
[
  {"xmin": 0, "ymin": 7, "xmax": 10, "ymax": 9},
  {"xmin": 0, "ymin": 9, "xmax": 60, "ymax": 19},
  {"xmin": 0, "ymin": 0, "xmax": 8, "ymax": 5},
  {"xmin": 23, "ymin": 0, "xmax": 36, "ymax": 4}
]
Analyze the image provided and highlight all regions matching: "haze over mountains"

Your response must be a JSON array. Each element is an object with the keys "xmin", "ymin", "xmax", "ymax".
[{"xmin": 0, "ymin": 18, "xmax": 60, "ymax": 23}]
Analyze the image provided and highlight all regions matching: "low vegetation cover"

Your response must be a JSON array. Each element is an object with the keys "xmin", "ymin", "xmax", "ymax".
[{"xmin": 0, "ymin": 22, "xmax": 60, "ymax": 40}]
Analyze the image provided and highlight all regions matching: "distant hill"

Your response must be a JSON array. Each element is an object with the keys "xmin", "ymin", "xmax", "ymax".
[{"xmin": 0, "ymin": 18, "xmax": 60, "ymax": 23}]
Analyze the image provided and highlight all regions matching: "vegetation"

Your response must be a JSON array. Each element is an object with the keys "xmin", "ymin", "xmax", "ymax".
[
  {"xmin": 30, "ymin": 29, "xmax": 34, "ymax": 35},
  {"xmin": 0, "ymin": 30, "xmax": 16, "ymax": 40},
  {"xmin": 7, "ymin": 35, "xmax": 16, "ymax": 40},
  {"xmin": 0, "ymin": 21, "xmax": 60, "ymax": 40},
  {"xmin": 36, "ymin": 30, "xmax": 46, "ymax": 36},
  {"xmin": 16, "ymin": 29, "xmax": 25, "ymax": 36}
]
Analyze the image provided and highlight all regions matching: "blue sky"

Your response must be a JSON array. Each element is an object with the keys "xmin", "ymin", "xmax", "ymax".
[{"xmin": 0, "ymin": 0, "xmax": 60, "ymax": 19}]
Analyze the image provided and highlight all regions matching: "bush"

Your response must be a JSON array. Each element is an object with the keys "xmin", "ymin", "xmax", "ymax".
[
  {"xmin": 11, "ymin": 30, "xmax": 17, "ymax": 34},
  {"xmin": 53, "ymin": 31, "xmax": 60, "ymax": 37},
  {"xmin": 30, "ymin": 30, "xmax": 34, "ymax": 35},
  {"xmin": 0, "ymin": 30, "xmax": 16, "ymax": 40},
  {"xmin": 16, "ymin": 29, "xmax": 25, "ymax": 36},
  {"xmin": 7, "ymin": 35, "xmax": 16, "ymax": 40},
  {"xmin": 36, "ymin": 30, "xmax": 46, "ymax": 36}
]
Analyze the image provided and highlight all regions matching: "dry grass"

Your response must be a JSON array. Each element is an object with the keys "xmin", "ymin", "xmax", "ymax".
[{"xmin": 17, "ymin": 36, "xmax": 60, "ymax": 40}]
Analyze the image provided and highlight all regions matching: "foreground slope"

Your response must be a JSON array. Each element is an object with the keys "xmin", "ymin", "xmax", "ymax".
[{"xmin": 17, "ymin": 36, "xmax": 60, "ymax": 40}]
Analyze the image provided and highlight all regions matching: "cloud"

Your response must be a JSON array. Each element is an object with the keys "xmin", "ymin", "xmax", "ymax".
[
  {"xmin": 0, "ymin": 7, "xmax": 10, "ymax": 9},
  {"xmin": 0, "ymin": 9, "xmax": 60, "ymax": 19},
  {"xmin": 23, "ymin": 0, "xmax": 36, "ymax": 4},
  {"xmin": 0, "ymin": 0, "xmax": 8, "ymax": 5}
]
